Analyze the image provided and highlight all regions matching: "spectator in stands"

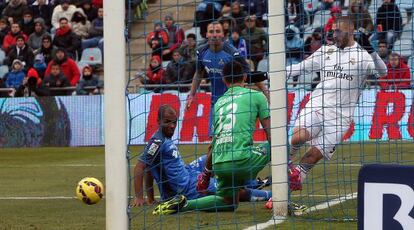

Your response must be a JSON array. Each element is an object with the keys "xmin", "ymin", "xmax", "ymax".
[
  {"xmin": 3, "ymin": 22, "xmax": 28, "ymax": 53},
  {"xmin": 164, "ymin": 50, "xmax": 195, "ymax": 91},
  {"xmin": 219, "ymin": 16, "xmax": 236, "ymax": 38},
  {"xmin": 81, "ymin": 7, "xmax": 103, "ymax": 54},
  {"xmin": 0, "ymin": 1, "xmax": 7, "ymax": 18},
  {"xmin": 31, "ymin": 0, "xmax": 53, "ymax": 30},
  {"xmin": 5, "ymin": 35, "xmax": 34, "ymax": 71},
  {"xmin": 92, "ymin": 0, "xmax": 102, "ymax": 8},
  {"xmin": 81, "ymin": 0, "xmax": 97, "ymax": 22},
  {"xmin": 241, "ymin": 15, "xmax": 267, "ymax": 70},
  {"xmin": 2, "ymin": 0, "xmax": 30, "ymax": 24},
  {"xmin": 379, "ymin": 53, "xmax": 411, "ymax": 89},
  {"xmin": 76, "ymin": 64, "xmax": 103, "ymax": 95},
  {"xmin": 320, "ymin": 0, "xmax": 341, "ymax": 10},
  {"xmin": 324, "ymin": 6, "xmax": 342, "ymax": 33},
  {"xmin": 304, "ymin": 27, "xmax": 323, "ymax": 58},
  {"xmin": 285, "ymin": 24, "xmax": 304, "ymax": 65},
  {"xmin": 349, "ymin": 0, "xmax": 374, "ymax": 33},
  {"xmin": 136, "ymin": 55, "xmax": 166, "ymax": 90},
  {"xmin": 20, "ymin": 10, "xmax": 35, "ymax": 36},
  {"xmin": 231, "ymin": 1, "xmax": 247, "ymax": 32},
  {"xmin": 21, "ymin": 67, "xmax": 48, "ymax": 97},
  {"xmin": 162, "ymin": 14, "xmax": 185, "ymax": 61},
  {"xmin": 28, "ymin": 18, "xmax": 49, "ymax": 50},
  {"xmin": 146, "ymin": 20, "xmax": 169, "ymax": 57},
  {"xmin": 43, "ymin": 62, "xmax": 71, "ymax": 95},
  {"xmin": 227, "ymin": 28, "xmax": 247, "ymax": 58},
  {"xmin": 45, "ymin": 48, "xmax": 80, "ymax": 86},
  {"xmin": 322, "ymin": 6, "xmax": 341, "ymax": 45},
  {"xmin": 146, "ymin": 55, "xmax": 165, "ymax": 84},
  {"xmin": 195, "ymin": 2, "xmax": 221, "ymax": 38},
  {"xmin": 53, "ymin": 17, "xmax": 80, "ymax": 59},
  {"xmin": 51, "ymin": 0, "xmax": 81, "ymax": 29},
  {"xmin": 286, "ymin": 0, "xmax": 308, "ymax": 30},
  {"xmin": 70, "ymin": 11, "xmax": 91, "ymax": 39},
  {"xmin": 33, "ymin": 34, "xmax": 55, "ymax": 69},
  {"xmin": 377, "ymin": 40, "xmax": 390, "ymax": 63},
  {"xmin": 4, "ymin": 59, "xmax": 25, "ymax": 96},
  {"xmin": 0, "ymin": 19, "xmax": 10, "ymax": 45},
  {"xmin": 179, "ymin": 33, "xmax": 197, "ymax": 63},
  {"xmin": 238, "ymin": 0, "xmax": 267, "ymax": 20},
  {"xmin": 376, "ymin": 0, "xmax": 402, "ymax": 49},
  {"xmin": 21, "ymin": 10, "xmax": 35, "ymax": 33}
]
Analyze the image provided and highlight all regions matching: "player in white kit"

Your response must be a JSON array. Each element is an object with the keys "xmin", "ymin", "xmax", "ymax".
[{"xmin": 287, "ymin": 16, "xmax": 388, "ymax": 190}]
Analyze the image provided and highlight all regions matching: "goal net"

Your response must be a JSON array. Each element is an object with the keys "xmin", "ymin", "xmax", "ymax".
[{"xmin": 119, "ymin": 0, "xmax": 414, "ymax": 229}]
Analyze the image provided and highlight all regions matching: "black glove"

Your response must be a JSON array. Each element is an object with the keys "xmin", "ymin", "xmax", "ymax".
[{"xmin": 357, "ymin": 30, "xmax": 374, "ymax": 54}]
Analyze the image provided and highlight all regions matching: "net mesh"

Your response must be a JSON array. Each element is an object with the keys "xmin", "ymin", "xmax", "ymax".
[{"xmin": 125, "ymin": 0, "xmax": 414, "ymax": 229}]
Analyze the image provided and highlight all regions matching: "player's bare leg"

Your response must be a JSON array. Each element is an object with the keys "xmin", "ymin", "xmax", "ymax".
[{"xmin": 290, "ymin": 127, "xmax": 311, "ymax": 161}]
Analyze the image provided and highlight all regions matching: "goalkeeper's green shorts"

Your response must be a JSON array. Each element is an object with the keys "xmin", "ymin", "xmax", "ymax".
[{"xmin": 213, "ymin": 145, "xmax": 270, "ymax": 198}]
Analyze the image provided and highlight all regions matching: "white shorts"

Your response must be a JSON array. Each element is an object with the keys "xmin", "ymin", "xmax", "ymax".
[{"xmin": 293, "ymin": 108, "xmax": 351, "ymax": 160}]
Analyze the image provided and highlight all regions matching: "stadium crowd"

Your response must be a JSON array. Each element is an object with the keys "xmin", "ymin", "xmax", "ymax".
[
  {"xmin": 140, "ymin": 0, "xmax": 413, "ymax": 91},
  {"xmin": 1, "ymin": 0, "xmax": 412, "ymax": 97},
  {"xmin": 0, "ymin": 0, "xmax": 104, "ymax": 97}
]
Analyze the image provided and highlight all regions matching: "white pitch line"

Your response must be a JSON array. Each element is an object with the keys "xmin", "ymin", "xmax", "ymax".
[
  {"xmin": 291, "ymin": 194, "xmax": 348, "ymax": 197},
  {"xmin": 244, "ymin": 192, "xmax": 358, "ymax": 230}
]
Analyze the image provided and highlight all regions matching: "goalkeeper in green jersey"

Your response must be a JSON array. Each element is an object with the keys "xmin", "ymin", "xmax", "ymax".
[{"xmin": 153, "ymin": 60, "xmax": 271, "ymax": 214}]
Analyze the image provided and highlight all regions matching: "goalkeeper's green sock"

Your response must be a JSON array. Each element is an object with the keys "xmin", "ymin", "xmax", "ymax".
[{"xmin": 181, "ymin": 195, "xmax": 236, "ymax": 212}]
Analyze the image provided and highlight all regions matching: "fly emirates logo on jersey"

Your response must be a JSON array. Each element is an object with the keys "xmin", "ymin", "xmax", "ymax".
[{"xmin": 326, "ymin": 64, "xmax": 354, "ymax": 81}]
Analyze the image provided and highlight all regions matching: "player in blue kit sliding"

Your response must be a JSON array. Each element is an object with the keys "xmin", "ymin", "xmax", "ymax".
[{"xmin": 131, "ymin": 105, "xmax": 271, "ymax": 207}]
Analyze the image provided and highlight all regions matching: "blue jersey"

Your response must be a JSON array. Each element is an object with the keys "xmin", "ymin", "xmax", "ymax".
[
  {"xmin": 197, "ymin": 42, "xmax": 250, "ymax": 105},
  {"xmin": 139, "ymin": 130, "xmax": 216, "ymax": 200}
]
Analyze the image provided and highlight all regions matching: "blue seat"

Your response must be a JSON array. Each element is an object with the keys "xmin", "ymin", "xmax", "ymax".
[
  {"xmin": 77, "ymin": 61, "xmax": 90, "ymax": 73},
  {"xmin": 312, "ymin": 10, "xmax": 331, "ymax": 28},
  {"xmin": 0, "ymin": 49, "xmax": 6, "ymax": 65},
  {"xmin": 80, "ymin": 48, "xmax": 102, "ymax": 66},
  {"xmin": 392, "ymin": 39, "xmax": 413, "ymax": 58},
  {"xmin": 257, "ymin": 59, "xmax": 268, "ymax": 72},
  {"xmin": 0, "ymin": 65, "xmax": 9, "ymax": 79}
]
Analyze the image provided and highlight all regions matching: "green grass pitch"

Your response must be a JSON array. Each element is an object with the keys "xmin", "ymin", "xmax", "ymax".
[{"xmin": 0, "ymin": 142, "xmax": 413, "ymax": 229}]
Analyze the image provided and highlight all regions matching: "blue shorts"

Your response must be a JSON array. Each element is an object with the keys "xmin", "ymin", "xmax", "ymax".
[
  {"xmin": 186, "ymin": 155, "xmax": 217, "ymax": 199},
  {"xmin": 208, "ymin": 105, "xmax": 214, "ymax": 137}
]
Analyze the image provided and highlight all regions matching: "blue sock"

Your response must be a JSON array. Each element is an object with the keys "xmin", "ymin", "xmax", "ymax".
[{"xmin": 245, "ymin": 188, "xmax": 272, "ymax": 201}]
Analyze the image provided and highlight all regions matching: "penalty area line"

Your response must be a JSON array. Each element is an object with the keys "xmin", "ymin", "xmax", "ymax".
[{"xmin": 244, "ymin": 192, "xmax": 358, "ymax": 230}]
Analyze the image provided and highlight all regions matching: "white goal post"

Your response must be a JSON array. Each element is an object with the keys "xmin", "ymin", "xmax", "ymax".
[
  {"xmin": 103, "ymin": 0, "xmax": 128, "ymax": 229},
  {"xmin": 269, "ymin": 0, "xmax": 289, "ymax": 218}
]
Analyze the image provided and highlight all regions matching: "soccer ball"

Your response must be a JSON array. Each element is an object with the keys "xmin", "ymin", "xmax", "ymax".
[{"xmin": 76, "ymin": 177, "xmax": 104, "ymax": 205}]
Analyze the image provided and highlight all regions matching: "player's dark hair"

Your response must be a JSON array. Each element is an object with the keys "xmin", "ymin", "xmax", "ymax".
[
  {"xmin": 222, "ymin": 61, "xmax": 244, "ymax": 84},
  {"xmin": 59, "ymin": 17, "xmax": 68, "ymax": 23},
  {"xmin": 334, "ymin": 16, "xmax": 354, "ymax": 29},
  {"xmin": 378, "ymin": 39, "xmax": 388, "ymax": 46},
  {"xmin": 186, "ymin": 33, "xmax": 196, "ymax": 40},
  {"xmin": 158, "ymin": 104, "xmax": 176, "ymax": 120},
  {"xmin": 208, "ymin": 21, "xmax": 223, "ymax": 29}
]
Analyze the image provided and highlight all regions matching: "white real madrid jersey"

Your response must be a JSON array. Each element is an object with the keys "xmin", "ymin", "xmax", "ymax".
[{"xmin": 288, "ymin": 42, "xmax": 377, "ymax": 118}]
